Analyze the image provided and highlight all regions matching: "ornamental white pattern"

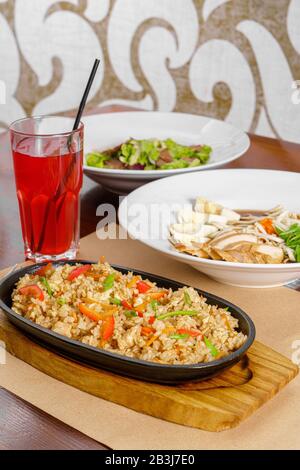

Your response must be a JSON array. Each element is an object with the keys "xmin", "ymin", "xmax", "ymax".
[{"xmin": 0, "ymin": 0, "xmax": 299, "ymax": 142}]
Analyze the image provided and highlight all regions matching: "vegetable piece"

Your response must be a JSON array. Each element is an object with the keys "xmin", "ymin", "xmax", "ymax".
[
  {"xmin": 86, "ymin": 151, "xmax": 109, "ymax": 168},
  {"xmin": 140, "ymin": 139, "xmax": 160, "ymax": 164},
  {"xmin": 110, "ymin": 297, "xmax": 121, "ymax": 305},
  {"xmin": 84, "ymin": 272, "xmax": 101, "ymax": 280},
  {"xmin": 19, "ymin": 285, "xmax": 44, "ymax": 301},
  {"xmin": 183, "ymin": 290, "xmax": 192, "ymax": 306},
  {"xmin": 78, "ymin": 303, "xmax": 103, "ymax": 323},
  {"xmin": 40, "ymin": 276, "xmax": 53, "ymax": 296},
  {"xmin": 86, "ymin": 138, "xmax": 211, "ymax": 170},
  {"xmin": 156, "ymin": 310, "xmax": 198, "ymax": 320},
  {"xmin": 119, "ymin": 141, "xmax": 140, "ymax": 166},
  {"xmin": 170, "ymin": 334, "xmax": 189, "ymax": 340},
  {"xmin": 177, "ymin": 328, "xmax": 202, "ymax": 338},
  {"xmin": 124, "ymin": 310, "xmax": 137, "ymax": 317},
  {"xmin": 135, "ymin": 302, "xmax": 147, "ymax": 314},
  {"xmin": 162, "ymin": 326, "xmax": 175, "ymax": 334},
  {"xmin": 78, "ymin": 304, "xmax": 115, "ymax": 344},
  {"xmin": 146, "ymin": 335, "xmax": 159, "ymax": 347},
  {"xmin": 35, "ymin": 262, "xmax": 54, "ymax": 277},
  {"xmin": 141, "ymin": 326, "xmax": 155, "ymax": 336},
  {"xmin": 204, "ymin": 336, "xmax": 219, "ymax": 357},
  {"xmin": 102, "ymin": 273, "xmax": 115, "ymax": 291},
  {"xmin": 148, "ymin": 292, "xmax": 166, "ymax": 300},
  {"xmin": 221, "ymin": 313, "xmax": 232, "ymax": 330},
  {"xmin": 85, "ymin": 297, "xmax": 104, "ymax": 306},
  {"xmin": 127, "ymin": 276, "xmax": 139, "ymax": 288},
  {"xmin": 276, "ymin": 223, "xmax": 300, "ymax": 262},
  {"xmin": 57, "ymin": 297, "xmax": 66, "ymax": 306},
  {"xmin": 136, "ymin": 280, "xmax": 151, "ymax": 293},
  {"xmin": 150, "ymin": 299, "xmax": 159, "ymax": 311},
  {"xmin": 260, "ymin": 218, "xmax": 275, "ymax": 235},
  {"xmin": 84, "ymin": 299, "xmax": 117, "ymax": 314},
  {"xmin": 121, "ymin": 300, "xmax": 133, "ymax": 310},
  {"xmin": 160, "ymin": 160, "xmax": 188, "ymax": 170},
  {"xmin": 149, "ymin": 316, "xmax": 155, "ymax": 325},
  {"xmin": 68, "ymin": 265, "xmax": 91, "ymax": 281},
  {"xmin": 101, "ymin": 315, "xmax": 115, "ymax": 341},
  {"xmin": 296, "ymin": 245, "xmax": 300, "ymax": 263}
]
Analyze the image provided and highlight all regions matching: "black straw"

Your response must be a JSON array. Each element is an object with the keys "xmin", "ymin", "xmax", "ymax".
[
  {"xmin": 72, "ymin": 58, "xmax": 100, "ymax": 130},
  {"xmin": 36, "ymin": 59, "xmax": 100, "ymax": 254}
]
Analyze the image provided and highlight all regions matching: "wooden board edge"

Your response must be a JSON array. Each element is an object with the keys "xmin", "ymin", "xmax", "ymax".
[{"xmin": 0, "ymin": 312, "xmax": 298, "ymax": 432}]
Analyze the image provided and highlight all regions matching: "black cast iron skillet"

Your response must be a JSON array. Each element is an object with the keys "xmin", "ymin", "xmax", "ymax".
[{"xmin": 0, "ymin": 260, "xmax": 255, "ymax": 384}]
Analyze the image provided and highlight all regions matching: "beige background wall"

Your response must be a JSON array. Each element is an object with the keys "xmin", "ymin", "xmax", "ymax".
[{"xmin": 1, "ymin": 0, "xmax": 300, "ymax": 142}]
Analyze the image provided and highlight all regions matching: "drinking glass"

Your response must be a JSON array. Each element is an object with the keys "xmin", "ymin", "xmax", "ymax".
[{"xmin": 10, "ymin": 116, "xmax": 84, "ymax": 262}]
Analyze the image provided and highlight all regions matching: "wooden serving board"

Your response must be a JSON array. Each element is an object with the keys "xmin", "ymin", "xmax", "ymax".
[{"xmin": 0, "ymin": 311, "xmax": 298, "ymax": 432}]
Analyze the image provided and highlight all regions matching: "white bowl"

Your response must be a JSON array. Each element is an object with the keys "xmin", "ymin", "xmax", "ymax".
[
  {"xmin": 118, "ymin": 169, "xmax": 300, "ymax": 288},
  {"xmin": 82, "ymin": 112, "xmax": 250, "ymax": 194}
]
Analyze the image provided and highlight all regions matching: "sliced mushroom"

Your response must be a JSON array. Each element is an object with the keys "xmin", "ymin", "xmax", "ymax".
[
  {"xmin": 210, "ymin": 233, "xmax": 258, "ymax": 250},
  {"xmin": 219, "ymin": 241, "xmax": 254, "ymax": 251},
  {"xmin": 159, "ymin": 149, "xmax": 172, "ymax": 163},
  {"xmin": 213, "ymin": 248, "xmax": 258, "ymax": 263},
  {"xmin": 253, "ymin": 244, "xmax": 284, "ymax": 264},
  {"xmin": 171, "ymin": 241, "xmax": 210, "ymax": 259},
  {"xmin": 200, "ymin": 245, "xmax": 222, "ymax": 260},
  {"xmin": 207, "ymin": 214, "xmax": 228, "ymax": 226},
  {"xmin": 283, "ymin": 245, "xmax": 296, "ymax": 262},
  {"xmin": 221, "ymin": 207, "xmax": 241, "ymax": 222},
  {"xmin": 257, "ymin": 233, "xmax": 284, "ymax": 243}
]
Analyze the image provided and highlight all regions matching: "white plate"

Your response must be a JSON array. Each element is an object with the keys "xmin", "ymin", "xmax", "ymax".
[
  {"xmin": 82, "ymin": 112, "xmax": 250, "ymax": 194},
  {"xmin": 118, "ymin": 169, "xmax": 300, "ymax": 288}
]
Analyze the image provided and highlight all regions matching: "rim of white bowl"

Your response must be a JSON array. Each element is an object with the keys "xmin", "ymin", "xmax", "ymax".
[
  {"xmin": 118, "ymin": 168, "xmax": 300, "ymax": 270},
  {"xmin": 82, "ymin": 111, "xmax": 250, "ymax": 175}
]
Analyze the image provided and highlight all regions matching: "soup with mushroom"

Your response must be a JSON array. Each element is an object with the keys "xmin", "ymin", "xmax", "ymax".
[{"xmin": 169, "ymin": 197, "xmax": 300, "ymax": 264}]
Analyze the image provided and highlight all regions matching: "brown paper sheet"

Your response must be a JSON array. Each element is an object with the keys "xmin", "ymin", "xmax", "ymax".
[{"xmin": 0, "ymin": 231, "xmax": 300, "ymax": 449}]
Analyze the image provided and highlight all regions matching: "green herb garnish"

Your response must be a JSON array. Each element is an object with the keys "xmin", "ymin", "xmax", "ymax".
[
  {"xmin": 184, "ymin": 290, "xmax": 192, "ymax": 306},
  {"xmin": 296, "ymin": 245, "xmax": 300, "ymax": 262},
  {"xmin": 204, "ymin": 336, "xmax": 219, "ymax": 357},
  {"xmin": 40, "ymin": 276, "xmax": 53, "ymax": 296},
  {"xmin": 110, "ymin": 297, "xmax": 121, "ymax": 305},
  {"xmin": 157, "ymin": 310, "xmax": 198, "ymax": 320},
  {"xmin": 57, "ymin": 297, "xmax": 66, "ymax": 306},
  {"xmin": 103, "ymin": 273, "xmax": 115, "ymax": 291},
  {"xmin": 276, "ymin": 224, "xmax": 300, "ymax": 262},
  {"xmin": 150, "ymin": 299, "xmax": 159, "ymax": 312},
  {"xmin": 170, "ymin": 334, "xmax": 189, "ymax": 340},
  {"xmin": 86, "ymin": 138, "xmax": 212, "ymax": 171},
  {"xmin": 124, "ymin": 310, "xmax": 137, "ymax": 317},
  {"xmin": 86, "ymin": 151, "xmax": 109, "ymax": 168}
]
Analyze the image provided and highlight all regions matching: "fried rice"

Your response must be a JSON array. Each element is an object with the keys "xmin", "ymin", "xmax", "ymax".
[{"xmin": 11, "ymin": 261, "xmax": 247, "ymax": 365}]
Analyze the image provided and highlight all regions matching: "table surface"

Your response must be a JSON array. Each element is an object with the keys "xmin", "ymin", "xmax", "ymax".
[{"xmin": 0, "ymin": 105, "xmax": 299, "ymax": 450}]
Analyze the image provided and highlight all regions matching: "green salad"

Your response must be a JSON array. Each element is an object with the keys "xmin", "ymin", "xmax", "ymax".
[{"xmin": 86, "ymin": 138, "xmax": 212, "ymax": 171}]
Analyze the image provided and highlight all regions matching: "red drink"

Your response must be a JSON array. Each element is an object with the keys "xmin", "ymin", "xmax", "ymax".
[{"xmin": 10, "ymin": 117, "xmax": 83, "ymax": 261}]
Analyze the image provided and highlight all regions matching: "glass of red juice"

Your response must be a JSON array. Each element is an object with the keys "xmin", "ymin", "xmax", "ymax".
[{"xmin": 9, "ymin": 116, "xmax": 84, "ymax": 262}]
